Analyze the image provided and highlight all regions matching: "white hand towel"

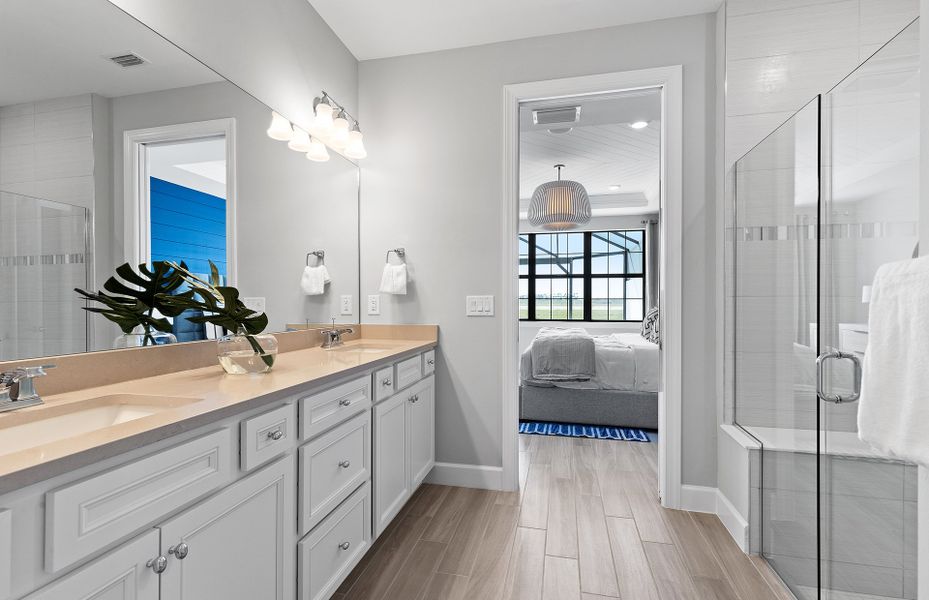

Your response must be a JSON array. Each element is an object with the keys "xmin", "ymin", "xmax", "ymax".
[
  {"xmin": 301, "ymin": 265, "xmax": 331, "ymax": 296},
  {"xmin": 379, "ymin": 263, "xmax": 408, "ymax": 295},
  {"xmin": 858, "ymin": 255, "xmax": 929, "ymax": 466}
]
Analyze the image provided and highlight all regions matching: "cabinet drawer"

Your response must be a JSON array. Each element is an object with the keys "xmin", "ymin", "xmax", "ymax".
[
  {"xmin": 241, "ymin": 403, "xmax": 296, "ymax": 471},
  {"xmin": 395, "ymin": 355, "xmax": 423, "ymax": 391},
  {"xmin": 300, "ymin": 376, "xmax": 371, "ymax": 440},
  {"xmin": 298, "ymin": 482, "xmax": 371, "ymax": 600},
  {"xmin": 45, "ymin": 429, "xmax": 234, "ymax": 573},
  {"xmin": 373, "ymin": 366, "xmax": 395, "ymax": 403},
  {"xmin": 299, "ymin": 412, "xmax": 370, "ymax": 535},
  {"xmin": 423, "ymin": 349, "xmax": 436, "ymax": 375}
]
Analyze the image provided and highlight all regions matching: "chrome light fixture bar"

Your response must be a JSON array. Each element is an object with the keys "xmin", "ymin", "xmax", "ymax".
[{"xmin": 264, "ymin": 90, "xmax": 367, "ymax": 163}]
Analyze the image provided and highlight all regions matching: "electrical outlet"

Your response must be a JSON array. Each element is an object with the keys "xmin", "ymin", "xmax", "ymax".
[
  {"xmin": 340, "ymin": 295, "xmax": 353, "ymax": 315},
  {"xmin": 242, "ymin": 297, "xmax": 266, "ymax": 313},
  {"xmin": 466, "ymin": 295, "xmax": 494, "ymax": 316},
  {"xmin": 367, "ymin": 294, "xmax": 381, "ymax": 315}
]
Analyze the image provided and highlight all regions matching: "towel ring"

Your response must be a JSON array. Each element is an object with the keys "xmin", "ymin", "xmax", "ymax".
[
  {"xmin": 307, "ymin": 250, "xmax": 325, "ymax": 266},
  {"xmin": 385, "ymin": 248, "xmax": 406, "ymax": 264}
]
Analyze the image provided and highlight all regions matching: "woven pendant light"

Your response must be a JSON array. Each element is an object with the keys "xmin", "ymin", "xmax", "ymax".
[{"xmin": 528, "ymin": 164, "xmax": 591, "ymax": 230}]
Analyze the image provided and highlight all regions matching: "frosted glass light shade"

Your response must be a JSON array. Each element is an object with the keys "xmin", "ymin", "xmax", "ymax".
[
  {"xmin": 528, "ymin": 168, "xmax": 591, "ymax": 230},
  {"xmin": 266, "ymin": 111, "xmax": 293, "ymax": 141},
  {"xmin": 313, "ymin": 101, "xmax": 334, "ymax": 132},
  {"xmin": 344, "ymin": 130, "xmax": 367, "ymax": 160},
  {"xmin": 287, "ymin": 127, "xmax": 312, "ymax": 152},
  {"xmin": 305, "ymin": 137, "xmax": 330, "ymax": 162},
  {"xmin": 331, "ymin": 114, "xmax": 350, "ymax": 149}
]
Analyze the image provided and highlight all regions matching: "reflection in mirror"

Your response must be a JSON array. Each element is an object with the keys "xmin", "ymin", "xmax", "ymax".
[{"xmin": 0, "ymin": 0, "xmax": 360, "ymax": 361}]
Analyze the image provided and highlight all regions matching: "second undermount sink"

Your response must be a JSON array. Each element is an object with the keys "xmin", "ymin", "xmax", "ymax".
[
  {"xmin": 0, "ymin": 394, "xmax": 202, "ymax": 456},
  {"xmin": 328, "ymin": 342, "xmax": 396, "ymax": 354}
]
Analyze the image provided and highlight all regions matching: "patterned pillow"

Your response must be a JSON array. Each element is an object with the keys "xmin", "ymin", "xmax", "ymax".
[{"xmin": 641, "ymin": 307, "xmax": 659, "ymax": 344}]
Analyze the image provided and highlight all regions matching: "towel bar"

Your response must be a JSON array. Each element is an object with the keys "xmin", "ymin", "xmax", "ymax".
[
  {"xmin": 306, "ymin": 250, "xmax": 325, "ymax": 265},
  {"xmin": 385, "ymin": 248, "xmax": 406, "ymax": 263}
]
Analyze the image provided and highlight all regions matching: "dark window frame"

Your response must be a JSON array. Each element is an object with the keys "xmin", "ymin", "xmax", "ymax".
[{"xmin": 518, "ymin": 229, "xmax": 646, "ymax": 323}]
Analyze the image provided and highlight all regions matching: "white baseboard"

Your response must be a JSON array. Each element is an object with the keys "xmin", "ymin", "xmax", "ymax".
[
  {"xmin": 680, "ymin": 484, "xmax": 718, "ymax": 513},
  {"xmin": 715, "ymin": 489, "xmax": 750, "ymax": 552},
  {"xmin": 425, "ymin": 462, "xmax": 503, "ymax": 490}
]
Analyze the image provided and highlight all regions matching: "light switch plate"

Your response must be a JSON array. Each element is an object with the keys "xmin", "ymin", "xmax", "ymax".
[
  {"xmin": 466, "ymin": 295, "xmax": 494, "ymax": 316},
  {"xmin": 340, "ymin": 295, "xmax": 353, "ymax": 315},
  {"xmin": 242, "ymin": 297, "xmax": 266, "ymax": 313},
  {"xmin": 367, "ymin": 294, "xmax": 381, "ymax": 315}
]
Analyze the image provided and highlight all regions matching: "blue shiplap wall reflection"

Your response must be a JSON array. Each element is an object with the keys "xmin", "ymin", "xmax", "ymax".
[{"xmin": 149, "ymin": 177, "xmax": 226, "ymax": 276}]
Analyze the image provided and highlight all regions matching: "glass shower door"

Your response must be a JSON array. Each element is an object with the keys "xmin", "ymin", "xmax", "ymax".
[{"xmin": 818, "ymin": 19, "xmax": 919, "ymax": 600}]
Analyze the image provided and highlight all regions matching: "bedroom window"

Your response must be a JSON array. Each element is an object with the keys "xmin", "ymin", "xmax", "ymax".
[{"xmin": 518, "ymin": 229, "xmax": 645, "ymax": 322}]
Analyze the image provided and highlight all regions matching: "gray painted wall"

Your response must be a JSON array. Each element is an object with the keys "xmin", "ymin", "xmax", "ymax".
[
  {"xmin": 108, "ymin": 0, "xmax": 358, "ymax": 133},
  {"xmin": 358, "ymin": 15, "xmax": 720, "ymax": 486}
]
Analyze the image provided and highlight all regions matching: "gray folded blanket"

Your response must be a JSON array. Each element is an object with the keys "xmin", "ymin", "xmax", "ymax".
[{"xmin": 529, "ymin": 327, "xmax": 596, "ymax": 381}]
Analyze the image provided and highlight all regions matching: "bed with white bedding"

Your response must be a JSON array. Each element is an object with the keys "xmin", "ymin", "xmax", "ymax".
[{"xmin": 519, "ymin": 328, "xmax": 659, "ymax": 429}]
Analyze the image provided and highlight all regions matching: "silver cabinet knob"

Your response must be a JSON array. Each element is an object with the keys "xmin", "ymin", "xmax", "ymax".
[
  {"xmin": 338, "ymin": 460, "xmax": 351, "ymax": 468},
  {"xmin": 169, "ymin": 543, "xmax": 189, "ymax": 560},
  {"xmin": 147, "ymin": 555, "xmax": 168, "ymax": 574},
  {"xmin": 338, "ymin": 541, "xmax": 351, "ymax": 550},
  {"xmin": 381, "ymin": 378, "xmax": 392, "ymax": 386},
  {"xmin": 409, "ymin": 394, "xmax": 419, "ymax": 403},
  {"xmin": 427, "ymin": 359, "xmax": 435, "ymax": 365},
  {"xmin": 267, "ymin": 429, "xmax": 284, "ymax": 441},
  {"xmin": 339, "ymin": 399, "xmax": 352, "ymax": 407}
]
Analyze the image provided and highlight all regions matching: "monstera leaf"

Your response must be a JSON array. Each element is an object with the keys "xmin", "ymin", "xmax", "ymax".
[{"xmin": 75, "ymin": 261, "xmax": 189, "ymax": 339}]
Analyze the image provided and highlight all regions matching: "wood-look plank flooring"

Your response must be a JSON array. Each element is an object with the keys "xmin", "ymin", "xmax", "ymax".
[{"xmin": 335, "ymin": 435, "xmax": 792, "ymax": 600}]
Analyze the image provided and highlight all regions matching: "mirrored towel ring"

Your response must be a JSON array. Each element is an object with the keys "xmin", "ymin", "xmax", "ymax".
[
  {"xmin": 386, "ymin": 248, "xmax": 406, "ymax": 263},
  {"xmin": 307, "ymin": 250, "xmax": 325, "ymax": 265}
]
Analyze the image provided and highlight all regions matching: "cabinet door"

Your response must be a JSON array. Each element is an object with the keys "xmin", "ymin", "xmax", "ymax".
[
  {"xmin": 373, "ymin": 393, "xmax": 409, "ymax": 537},
  {"xmin": 159, "ymin": 455, "xmax": 295, "ymax": 600},
  {"xmin": 24, "ymin": 530, "xmax": 159, "ymax": 600},
  {"xmin": 408, "ymin": 375, "xmax": 435, "ymax": 490}
]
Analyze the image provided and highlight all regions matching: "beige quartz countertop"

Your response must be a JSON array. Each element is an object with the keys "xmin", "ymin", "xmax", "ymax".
[{"xmin": 0, "ymin": 338, "xmax": 435, "ymax": 494}]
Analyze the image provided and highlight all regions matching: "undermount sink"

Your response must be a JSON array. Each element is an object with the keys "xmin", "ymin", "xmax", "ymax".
[
  {"xmin": 0, "ymin": 394, "xmax": 202, "ymax": 456},
  {"xmin": 328, "ymin": 343, "xmax": 395, "ymax": 354}
]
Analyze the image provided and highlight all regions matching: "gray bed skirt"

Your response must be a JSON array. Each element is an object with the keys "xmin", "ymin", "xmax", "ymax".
[{"xmin": 519, "ymin": 385, "xmax": 658, "ymax": 430}]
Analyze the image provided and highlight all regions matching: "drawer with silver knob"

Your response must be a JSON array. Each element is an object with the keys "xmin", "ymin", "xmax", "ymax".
[
  {"xmin": 298, "ymin": 481, "xmax": 371, "ymax": 600},
  {"xmin": 300, "ymin": 375, "xmax": 371, "ymax": 440},
  {"xmin": 240, "ymin": 402, "xmax": 296, "ymax": 472},
  {"xmin": 373, "ymin": 366, "xmax": 394, "ymax": 403},
  {"xmin": 298, "ymin": 411, "xmax": 370, "ymax": 535},
  {"xmin": 423, "ymin": 349, "xmax": 436, "ymax": 375}
]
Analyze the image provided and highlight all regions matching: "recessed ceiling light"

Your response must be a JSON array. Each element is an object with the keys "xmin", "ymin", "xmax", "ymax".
[
  {"xmin": 547, "ymin": 127, "xmax": 573, "ymax": 135},
  {"xmin": 629, "ymin": 121, "xmax": 649, "ymax": 130},
  {"xmin": 608, "ymin": 184, "xmax": 622, "ymax": 192}
]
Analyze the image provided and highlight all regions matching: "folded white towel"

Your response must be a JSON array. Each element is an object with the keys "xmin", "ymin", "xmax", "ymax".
[
  {"xmin": 301, "ymin": 265, "xmax": 331, "ymax": 296},
  {"xmin": 858, "ymin": 255, "xmax": 929, "ymax": 466},
  {"xmin": 379, "ymin": 263, "xmax": 408, "ymax": 295}
]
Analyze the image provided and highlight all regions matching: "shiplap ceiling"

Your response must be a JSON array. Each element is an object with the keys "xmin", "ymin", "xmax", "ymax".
[
  {"xmin": 520, "ymin": 89, "xmax": 660, "ymax": 217},
  {"xmin": 0, "ymin": 0, "xmax": 219, "ymax": 106},
  {"xmin": 308, "ymin": 0, "xmax": 722, "ymax": 60}
]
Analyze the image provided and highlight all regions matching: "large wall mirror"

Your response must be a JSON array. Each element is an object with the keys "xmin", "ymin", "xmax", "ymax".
[{"xmin": 0, "ymin": 0, "xmax": 360, "ymax": 361}]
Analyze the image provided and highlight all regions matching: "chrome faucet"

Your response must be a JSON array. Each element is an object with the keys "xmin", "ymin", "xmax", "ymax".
[
  {"xmin": 320, "ymin": 318, "xmax": 354, "ymax": 349},
  {"xmin": 0, "ymin": 364, "xmax": 54, "ymax": 412}
]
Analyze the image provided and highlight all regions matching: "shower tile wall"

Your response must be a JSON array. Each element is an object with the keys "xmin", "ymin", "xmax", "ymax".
[
  {"xmin": 0, "ymin": 95, "xmax": 95, "ymax": 360},
  {"xmin": 725, "ymin": 0, "xmax": 918, "ymax": 168}
]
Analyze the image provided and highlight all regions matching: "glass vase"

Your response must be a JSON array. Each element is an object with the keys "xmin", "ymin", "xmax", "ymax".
[
  {"xmin": 217, "ymin": 327, "xmax": 278, "ymax": 374},
  {"xmin": 113, "ymin": 327, "xmax": 177, "ymax": 349}
]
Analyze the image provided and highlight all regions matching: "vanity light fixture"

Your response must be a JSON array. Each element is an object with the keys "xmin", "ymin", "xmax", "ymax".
[
  {"xmin": 266, "ymin": 111, "xmax": 294, "ymax": 141},
  {"xmin": 331, "ymin": 110, "xmax": 350, "ymax": 149},
  {"xmin": 344, "ymin": 123, "xmax": 367, "ymax": 160},
  {"xmin": 287, "ymin": 127, "xmax": 313, "ymax": 152},
  {"xmin": 305, "ymin": 137, "xmax": 330, "ymax": 162},
  {"xmin": 313, "ymin": 96, "xmax": 335, "ymax": 132},
  {"xmin": 528, "ymin": 164, "xmax": 591, "ymax": 231},
  {"xmin": 629, "ymin": 120, "xmax": 649, "ymax": 130}
]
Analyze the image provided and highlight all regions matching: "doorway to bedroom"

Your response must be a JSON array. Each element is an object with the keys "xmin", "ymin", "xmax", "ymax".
[{"xmin": 515, "ymin": 86, "xmax": 663, "ymax": 488}]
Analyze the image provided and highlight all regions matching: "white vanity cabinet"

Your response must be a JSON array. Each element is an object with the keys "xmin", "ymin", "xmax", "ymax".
[{"xmin": 372, "ymin": 374, "xmax": 435, "ymax": 536}]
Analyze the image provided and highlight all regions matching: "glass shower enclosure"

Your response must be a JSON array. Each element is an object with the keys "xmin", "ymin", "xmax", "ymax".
[{"xmin": 729, "ymin": 19, "xmax": 919, "ymax": 600}]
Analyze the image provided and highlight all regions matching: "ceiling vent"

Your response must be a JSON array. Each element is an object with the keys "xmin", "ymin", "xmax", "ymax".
[
  {"xmin": 108, "ymin": 53, "xmax": 147, "ymax": 68},
  {"xmin": 532, "ymin": 106, "xmax": 581, "ymax": 126}
]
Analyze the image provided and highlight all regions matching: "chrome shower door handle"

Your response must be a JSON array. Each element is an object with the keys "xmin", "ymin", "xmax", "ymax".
[{"xmin": 816, "ymin": 349, "xmax": 862, "ymax": 404}]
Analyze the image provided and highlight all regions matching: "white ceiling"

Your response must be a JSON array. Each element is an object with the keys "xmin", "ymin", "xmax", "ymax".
[
  {"xmin": 0, "ymin": 0, "xmax": 220, "ymax": 106},
  {"xmin": 308, "ymin": 0, "xmax": 723, "ymax": 60},
  {"xmin": 149, "ymin": 138, "xmax": 227, "ymax": 199},
  {"xmin": 520, "ymin": 89, "xmax": 660, "ymax": 217}
]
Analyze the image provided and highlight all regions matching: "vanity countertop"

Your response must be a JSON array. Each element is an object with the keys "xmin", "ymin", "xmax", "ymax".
[{"xmin": 0, "ymin": 337, "xmax": 436, "ymax": 493}]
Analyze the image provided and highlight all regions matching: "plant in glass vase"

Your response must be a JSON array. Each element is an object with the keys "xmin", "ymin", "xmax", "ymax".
[
  {"xmin": 160, "ymin": 262, "xmax": 277, "ymax": 374},
  {"xmin": 75, "ymin": 261, "xmax": 188, "ymax": 347}
]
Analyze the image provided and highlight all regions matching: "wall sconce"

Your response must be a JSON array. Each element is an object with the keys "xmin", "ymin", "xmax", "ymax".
[{"xmin": 265, "ymin": 91, "xmax": 366, "ymax": 161}]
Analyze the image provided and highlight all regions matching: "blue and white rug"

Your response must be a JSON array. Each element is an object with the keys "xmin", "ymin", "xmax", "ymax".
[{"xmin": 519, "ymin": 421, "xmax": 651, "ymax": 442}]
